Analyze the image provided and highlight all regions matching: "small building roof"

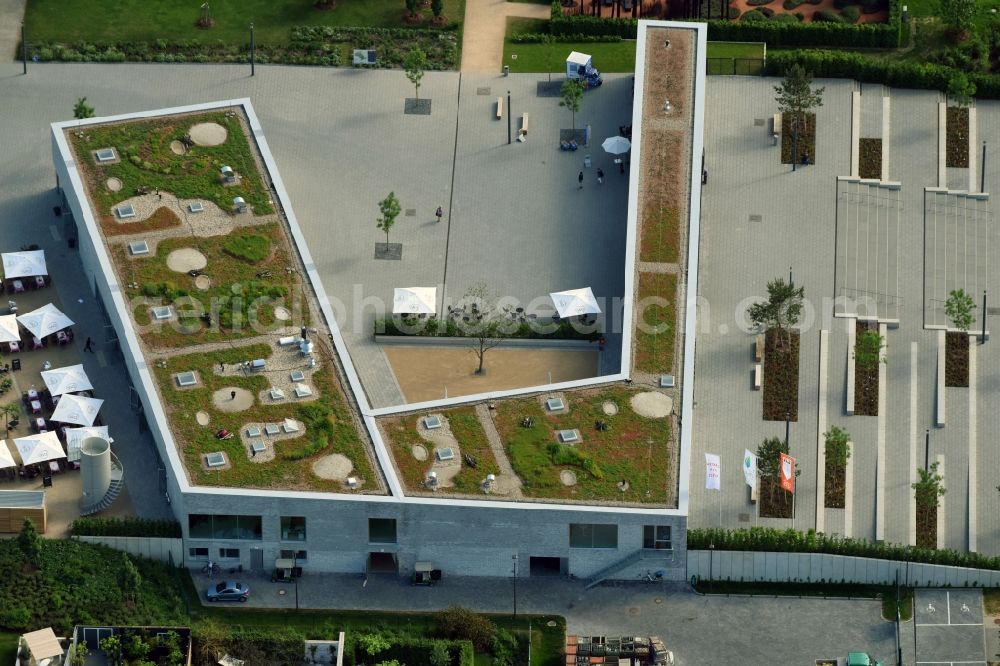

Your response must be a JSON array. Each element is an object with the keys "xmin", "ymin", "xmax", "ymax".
[{"xmin": 22, "ymin": 627, "xmax": 63, "ymax": 661}]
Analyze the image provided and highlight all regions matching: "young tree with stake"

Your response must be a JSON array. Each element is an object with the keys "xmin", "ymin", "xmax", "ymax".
[
  {"xmin": 404, "ymin": 48, "xmax": 427, "ymax": 100},
  {"xmin": 746, "ymin": 277, "xmax": 805, "ymax": 351},
  {"xmin": 945, "ymin": 288, "xmax": 976, "ymax": 331},
  {"xmin": 560, "ymin": 79, "xmax": 584, "ymax": 131},
  {"xmin": 774, "ymin": 65, "xmax": 824, "ymax": 168},
  {"xmin": 376, "ymin": 192, "xmax": 401, "ymax": 245}
]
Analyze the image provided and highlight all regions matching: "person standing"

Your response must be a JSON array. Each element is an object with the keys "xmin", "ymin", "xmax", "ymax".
[
  {"xmin": 83, "ymin": 337, "xmax": 94, "ymax": 353},
  {"xmin": 230, "ymin": 390, "xmax": 237, "ymax": 401},
  {"xmin": 435, "ymin": 206, "xmax": 443, "ymax": 223},
  {"xmin": 578, "ymin": 171, "xmax": 584, "ymax": 189},
  {"xmin": 597, "ymin": 168, "xmax": 605, "ymax": 185}
]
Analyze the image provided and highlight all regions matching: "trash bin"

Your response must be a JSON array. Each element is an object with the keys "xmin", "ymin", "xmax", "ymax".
[{"xmin": 503, "ymin": 65, "xmax": 509, "ymax": 76}]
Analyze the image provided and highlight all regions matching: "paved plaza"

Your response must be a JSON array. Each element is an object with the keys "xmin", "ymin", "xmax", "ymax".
[{"xmin": 694, "ymin": 76, "xmax": 1000, "ymax": 555}]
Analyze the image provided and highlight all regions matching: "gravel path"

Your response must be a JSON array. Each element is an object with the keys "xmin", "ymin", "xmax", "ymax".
[{"xmin": 476, "ymin": 403, "xmax": 523, "ymax": 497}]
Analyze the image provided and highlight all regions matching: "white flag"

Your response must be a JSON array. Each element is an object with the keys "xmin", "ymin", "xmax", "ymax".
[
  {"xmin": 742, "ymin": 449, "xmax": 757, "ymax": 489},
  {"xmin": 705, "ymin": 453, "xmax": 721, "ymax": 490}
]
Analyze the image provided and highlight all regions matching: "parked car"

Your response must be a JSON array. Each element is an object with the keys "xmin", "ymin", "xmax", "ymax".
[{"xmin": 206, "ymin": 581, "xmax": 250, "ymax": 602}]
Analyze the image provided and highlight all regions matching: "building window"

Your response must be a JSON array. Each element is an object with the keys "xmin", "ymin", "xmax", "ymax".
[
  {"xmin": 569, "ymin": 523, "xmax": 618, "ymax": 549},
  {"xmin": 188, "ymin": 547, "xmax": 209, "ymax": 559},
  {"xmin": 281, "ymin": 516, "xmax": 307, "ymax": 542},
  {"xmin": 280, "ymin": 549, "xmax": 308, "ymax": 561},
  {"xmin": 218, "ymin": 548, "xmax": 240, "ymax": 559},
  {"xmin": 369, "ymin": 518, "xmax": 397, "ymax": 544},
  {"xmin": 188, "ymin": 514, "xmax": 263, "ymax": 541},
  {"xmin": 643, "ymin": 526, "xmax": 672, "ymax": 550}
]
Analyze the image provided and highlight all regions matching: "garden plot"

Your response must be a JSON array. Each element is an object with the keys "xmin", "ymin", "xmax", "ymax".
[
  {"xmin": 923, "ymin": 189, "xmax": 990, "ymax": 329},
  {"xmin": 834, "ymin": 178, "xmax": 902, "ymax": 321}
]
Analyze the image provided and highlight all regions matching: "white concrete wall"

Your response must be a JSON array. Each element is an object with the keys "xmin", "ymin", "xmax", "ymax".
[
  {"xmin": 75, "ymin": 535, "xmax": 184, "ymax": 564},
  {"xmin": 689, "ymin": 549, "xmax": 1000, "ymax": 587}
]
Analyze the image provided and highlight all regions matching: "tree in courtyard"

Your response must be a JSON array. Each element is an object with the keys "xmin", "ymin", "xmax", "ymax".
[
  {"xmin": 940, "ymin": 0, "xmax": 977, "ymax": 41},
  {"xmin": 17, "ymin": 518, "xmax": 42, "ymax": 568},
  {"xmin": 99, "ymin": 636, "xmax": 123, "ymax": 665},
  {"xmin": 541, "ymin": 33, "xmax": 556, "ymax": 83},
  {"xmin": 756, "ymin": 437, "xmax": 790, "ymax": 501},
  {"xmin": 945, "ymin": 288, "xmax": 976, "ymax": 331},
  {"xmin": 912, "ymin": 461, "xmax": 946, "ymax": 509},
  {"xmin": 405, "ymin": 0, "xmax": 420, "ymax": 17},
  {"xmin": 746, "ymin": 277, "xmax": 805, "ymax": 351},
  {"xmin": 854, "ymin": 329, "xmax": 886, "ymax": 371},
  {"xmin": 404, "ymin": 48, "xmax": 427, "ymax": 100},
  {"xmin": 376, "ymin": 192, "xmax": 401, "ymax": 245},
  {"xmin": 0, "ymin": 403, "xmax": 20, "ymax": 433},
  {"xmin": 823, "ymin": 425, "xmax": 851, "ymax": 468},
  {"xmin": 774, "ymin": 64, "xmax": 824, "ymax": 168},
  {"xmin": 431, "ymin": 0, "xmax": 444, "ymax": 20},
  {"xmin": 948, "ymin": 73, "xmax": 977, "ymax": 107},
  {"xmin": 429, "ymin": 641, "xmax": 452, "ymax": 666},
  {"xmin": 69, "ymin": 644, "xmax": 89, "ymax": 666},
  {"xmin": 73, "ymin": 97, "xmax": 95, "ymax": 120},
  {"xmin": 559, "ymin": 79, "xmax": 584, "ymax": 130},
  {"xmin": 460, "ymin": 282, "xmax": 509, "ymax": 375}
]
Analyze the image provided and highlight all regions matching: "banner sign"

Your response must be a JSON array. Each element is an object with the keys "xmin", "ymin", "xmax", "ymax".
[
  {"xmin": 743, "ymin": 449, "xmax": 757, "ymax": 489},
  {"xmin": 779, "ymin": 452, "xmax": 795, "ymax": 493},
  {"xmin": 705, "ymin": 453, "xmax": 721, "ymax": 490}
]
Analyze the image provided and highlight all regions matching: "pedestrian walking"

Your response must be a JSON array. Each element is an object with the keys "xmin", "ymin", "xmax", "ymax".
[
  {"xmin": 578, "ymin": 171, "xmax": 584, "ymax": 189},
  {"xmin": 83, "ymin": 337, "xmax": 94, "ymax": 353},
  {"xmin": 801, "ymin": 152, "xmax": 809, "ymax": 166},
  {"xmin": 597, "ymin": 168, "xmax": 605, "ymax": 184},
  {"xmin": 230, "ymin": 390, "xmax": 237, "ymax": 401},
  {"xmin": 435, "ymin": 206, "xmax": 443, "ymax": 223}
]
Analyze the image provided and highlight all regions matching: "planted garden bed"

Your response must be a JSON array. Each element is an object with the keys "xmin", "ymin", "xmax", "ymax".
[
  {"xmin": 945, "ymin": 331, "xmax": 969, "ymax": 387},
  {"xmin": 759, "ymin": 476, "xmax": 793, "ymax": 518},
  {"xmin": 946, "ymin": 106, "xmax": 969, "ymax": 168},
  {"xmin": 916, "ymin": 499, "xmax": 937, "ymax": 549},
  {"xmin": 854, "ymin": 320, "xmax": 879, "ymax": 416},
  {"xmin": 859, "ymin": 137, "xmax": 882, "ymax": 179},
  {"xmin": 762, "ymin": 328, "xmax": 799, "ymax": 421},
  {"xmin": 824, "ymin": 458, "xmax": 846, "ymax": 508},
  {"xmin": 780, "ymin": 112, "xmax": 816, "ymax": 165}
]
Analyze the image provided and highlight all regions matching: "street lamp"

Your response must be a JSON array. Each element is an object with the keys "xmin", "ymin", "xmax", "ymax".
[
  {"xmin": 512, "ymin": 554, "xmax": 519, "ymax": 617},
  {"xmin": 708, "ymin": 542, "xmax": 715, "ymax": 595},
  {"xmin": 982, "ymin": 290, "xmax": 988, "ymax": 345},
  {"xmin": 507, "ymin": 91, "xmax": 512, "ymax": 145},
  {"xmin": 784, "ymin": 410, "xmax": 790, "ymax": 449},
  {"xmin": 924, "ymin": 429, "xmax": 930, "ymax": 471},
  {"xmin": 250, "ymin": 23, "xmax": 255, "ymax": 77}
]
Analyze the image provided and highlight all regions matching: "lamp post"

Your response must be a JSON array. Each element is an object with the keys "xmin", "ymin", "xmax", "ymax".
[
  {"xmin": 507, "ymin": 91, "xmax": 512, "ymax": 145},
  {"xmin": 708, "ymin": 542, "xmax": 715, "ymax": 595},
  {"xmin": 250, "ymin": 23, "xmax": 255, "ymax": 77},
  {"xmin": 982, "ymin": 290, "xmax": 987, "ymax": 344},
  {"xmin": 788, "ymin": 266, "xmax": 793, "ymax": 285},
  {"xmin": 924, "ymin": 429, "xmax": 930, "ymax": 471},
  {"xmin": 21, "ymin": 23, "xmax": 27, "ymax": 75},
  {"xmin": 981, "ymin": 141, "xmax": 987, "ymax": 193},
  {"xmin": 511, "ymin": 554, "xmax": 519, "ymax": 617},
  {"xmin": 784, "ymin": 410, "xmax": 790, "ymax": 449},
  {"xmin": 792, "ymin": 122, "xmax": 798, "ymax": 173}
]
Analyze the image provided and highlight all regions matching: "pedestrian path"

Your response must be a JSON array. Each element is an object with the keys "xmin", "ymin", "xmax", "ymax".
[
  {"xmin": 0, "ymin": 0, "xmax": 25, "ymax": 61},
  {"xmin": 461, "ymin": 0, "xmax": 551, "ymax": 73}
]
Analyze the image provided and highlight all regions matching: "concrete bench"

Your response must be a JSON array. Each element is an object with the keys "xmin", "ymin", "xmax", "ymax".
[
  {"xmin": 520, "ymin": 112, "xmax": 529, "ymax": 137},
  {"xmin": 753, "ymin": 363, "xmax": 762, "ymax": 390},
  {"xmin": 772, "ymin": 113, "xmax": 782, "ymax": 146},
  {"xmin": 753, "ymin": 334, "xmax": 764, "ymax": 362},
  {"xmin": 496, "ymin": 97, "xmax": 504, "ymax": 120}
]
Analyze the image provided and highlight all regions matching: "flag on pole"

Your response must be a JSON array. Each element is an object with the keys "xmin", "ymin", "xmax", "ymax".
[
  {"xmin": 742, "ymin": 449, "xmax": 757, "ymax": 488},
  {"xmin": 705, "ymin": 453, "xmax": 721, "ymax": 490},
  {"xmin": 779, "ymin": 452, "xmax": 796, "ymax": 493}
]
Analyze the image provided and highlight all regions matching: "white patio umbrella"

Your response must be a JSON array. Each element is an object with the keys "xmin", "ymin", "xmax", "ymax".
[
  {"xmin": 601, "ymin": 136, "xmax": 631, "ymax": 155},
  {"xmin": 0, "ymin": 440, "xmax": 16, "ymax": 469},
  {"xmin": 64, "ymin": 426, "xmax": 111, "ymax": 463},
  {"xmin": 550, "ymin": 287, "xmax": 602, "ymax": 318},
  {"xmin": 51, "ymin": 393, "xmax": 104, "ymax": 427},
  {"xmin": 1, "ymin": 250, "xmax": 47, "ymax": 278},
  {"xmin": 0, "ymin": 314, "xmax": 19, "ymax": 344},
  {"xmin": 41, "ymin": 364, "xmax": 94, "ymax": 396},
  {"xmin": 13, "ymin": 431, "xmax": 65, "ymax": 466},
  {"xmin": 17, "ymin": 303, "xmax": 74, "ymax": 338},
  {"xmin": 393, "ymin": 287, "xmax": 437, "ymax": 315}
]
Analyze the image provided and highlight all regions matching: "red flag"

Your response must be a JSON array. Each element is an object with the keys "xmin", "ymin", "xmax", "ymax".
[{"xmin": 779, "ymin": 453, "xmax": 795, "ymax": 493}]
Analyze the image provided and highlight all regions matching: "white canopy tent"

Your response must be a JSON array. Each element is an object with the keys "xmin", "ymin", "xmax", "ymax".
[
  {"xmin": 0, "ymin": 314, "xmax": 19, "ymax": 344},
  {"xmin": 51, "ymin": 393, "xmax": 104, "ymax": 427},
  {"xmin": 64, "ymin": 426, "xmax": 111, "ymax": 463},
  {"xmin": 393, "ymin": 287, "xmax": 437, "ymax": 315},
  {"xmin": 14, "ymin": 432, "xmax": 66, "ymax": 466},
  {"xmin": 550, "ymin": 287, "xmax": 602, "ymax": 318},
  {"xmin": 1, "ymin": 250, "xmax": 47, "ymax": 279},
  {"xmin": 41, "ymin": 364, "xmax": 93, "ymax": 396},
  {"xmin": 0, "ymin": 440, "xmax": 16, "ymax": 469},
  {"xmin": 17, "ymin": 303, "xmax": 74, "ymax": 338}
]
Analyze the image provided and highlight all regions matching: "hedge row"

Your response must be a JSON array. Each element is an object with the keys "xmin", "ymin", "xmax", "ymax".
[
  {"xmin": 509, "ymin": 32, "xmax": 624, "ymax": 43},
  {"xmin": 549, "ymin": 0, "xmax": 908, "ymax": 47},
  {"xmin": 765, "ymin": 49, "xmax": 1000, "ymax": 99},
  {"xmin": 343, "ymin": 637, "xmax": 475, "ymax": 666},
  {"xmin": 689, "ymin": 527, "xmax": 1000, "ymax": 570},
  {"xmin": 24, "ymin": 25, "xmax": 458, "ymax": 68},
  {"xmin": 72, "ymin": 517, "xmax": 182, "ymax": 538}
]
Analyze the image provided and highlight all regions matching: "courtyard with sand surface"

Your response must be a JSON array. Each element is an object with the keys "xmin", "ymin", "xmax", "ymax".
[{"xmin": 382, "ymin": 347, "xmax": 599, "ymax": 403}]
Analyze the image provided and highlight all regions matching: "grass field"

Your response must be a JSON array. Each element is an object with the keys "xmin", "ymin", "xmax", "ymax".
[
  {"xmin": 634, "ymin": 273, "xmax": 677, "ymax": 374},
  {"xmin": 25, "ymin": 0, "xmax": 464, "ymax": 46}
]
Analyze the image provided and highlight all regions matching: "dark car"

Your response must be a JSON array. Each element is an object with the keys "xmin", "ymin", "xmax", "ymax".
[{"xmin": 206, "ymin": 580, "xmax": 250, "ymax": 602}]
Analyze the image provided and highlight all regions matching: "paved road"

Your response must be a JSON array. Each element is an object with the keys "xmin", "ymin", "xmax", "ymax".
[{"xmin": 195, "ymin": 572, "xmax": 903, "ymax": 665}]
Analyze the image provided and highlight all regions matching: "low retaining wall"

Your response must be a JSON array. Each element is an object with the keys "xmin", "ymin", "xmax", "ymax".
[
  {"xmin": 374, "ymin": 335, "xmax": 598, "ymax": 350},
  {"xmin": 688, "ymin": 550, "xmax": 1000, "ymax": 587},
  {"xmin": 75, "ymin": 535, "xmax": 184, "ymax": 564}
]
